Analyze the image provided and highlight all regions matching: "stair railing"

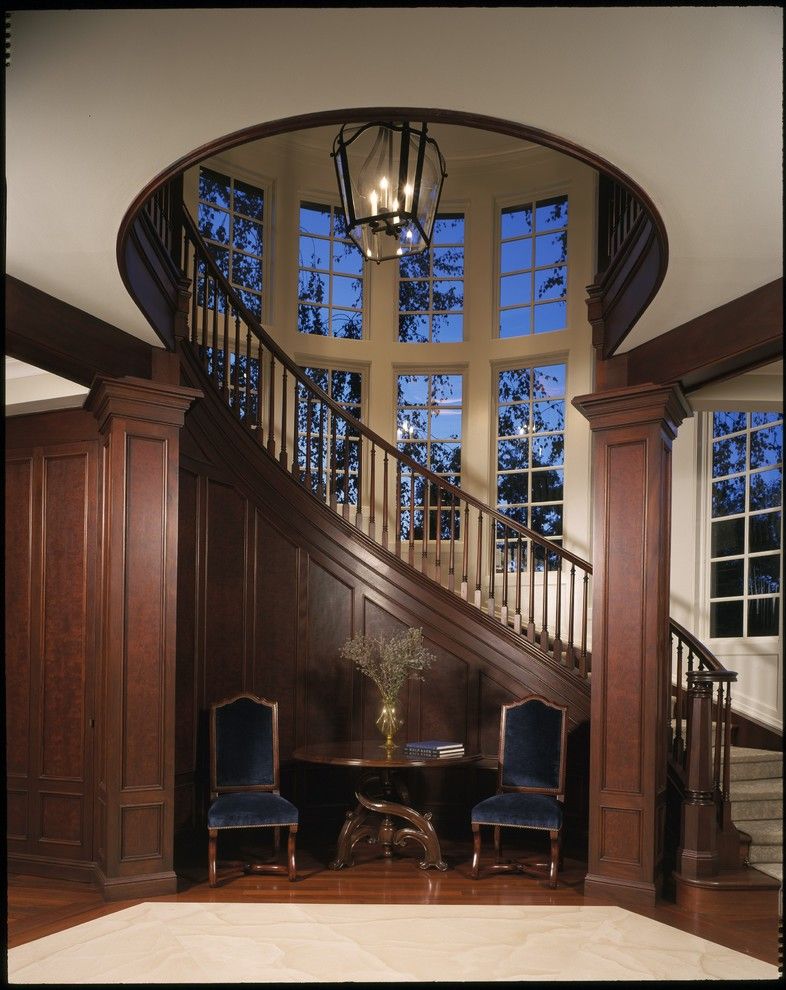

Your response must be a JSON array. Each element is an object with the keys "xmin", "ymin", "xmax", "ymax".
[
  {"xmin": 669, "ymin": 619, "xmax": 740, "ymax": 874},
  {"xmin": 177, "ymin": 205, "xmax": 593, "ymax": 677}
]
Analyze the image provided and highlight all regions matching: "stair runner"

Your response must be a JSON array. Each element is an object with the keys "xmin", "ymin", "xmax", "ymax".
[{"xmin": 729, "ymin": 745, "xmax": 783, "ymax": 882}]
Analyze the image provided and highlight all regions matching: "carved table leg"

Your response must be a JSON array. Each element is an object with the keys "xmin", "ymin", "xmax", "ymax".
[{"xmin": 329, "ymin": 803, "xmax": 378, "ymax": 870}]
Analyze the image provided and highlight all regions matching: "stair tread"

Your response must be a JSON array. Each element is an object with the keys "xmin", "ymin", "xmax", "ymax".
[
  {"xmin": 728, "ymin": 746, "xmax": 783, "ymax": 763},
  {"xmin": 729, "ymin": 778, "xmax": 783, "ymax": 798}
]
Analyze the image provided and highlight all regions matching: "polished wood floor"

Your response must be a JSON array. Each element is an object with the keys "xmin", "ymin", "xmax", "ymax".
[{"xmin": 7, "ymin": 837, "xmax": 782, "ymax": 969}]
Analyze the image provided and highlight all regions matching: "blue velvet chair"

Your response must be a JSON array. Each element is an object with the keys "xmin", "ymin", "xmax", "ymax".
[
  {"xmin": 207, "ymin": 693, "xmax": 298, "ymax": 885},
  {"xmin": 471, "ymin": 695, "xmax": 568, "ymax": 887}
]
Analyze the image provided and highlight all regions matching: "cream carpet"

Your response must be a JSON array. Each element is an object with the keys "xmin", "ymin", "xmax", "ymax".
[{"xmin": 7, "ymin": 902, "xmax": 779, "ymax": 983}]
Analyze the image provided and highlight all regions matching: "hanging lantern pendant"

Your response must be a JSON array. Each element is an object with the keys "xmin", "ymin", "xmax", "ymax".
[{"xmin": 332, "ymin": 121, "xmax": 447, "ymax": 264}]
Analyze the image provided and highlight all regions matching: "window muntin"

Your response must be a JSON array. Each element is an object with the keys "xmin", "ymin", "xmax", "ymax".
[
  {"xmin": 398, "ymin": 215, "xmax": 465, "ymax": 342},
  {"xmin": 708, "ymin": 410, "xmax": 783, "ymax": 638},
  {"xmin": 198, "ymin": 167, "xmax": 265, "ymax": 320},
  {"xmin": 498, "ymin": 196, "xmax": 568, "ymax": 338},
  {"xmin": 396, "ymin": 373, "xmax": 462, "ymax": 538},
  {"xmin": 297, "ymin": 366, "xmax": 363, "ymax": 502},
  {"xmin": 495, "ymin": 363, "xmax": 566, "ymax": 564},
  {"xmin": 298, "ymin": 202, "xmax": 364, "ymax": 339}
]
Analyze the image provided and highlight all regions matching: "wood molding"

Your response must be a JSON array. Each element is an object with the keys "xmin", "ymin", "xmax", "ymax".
[
  {"xmin": 5, "ymin": 276, "xmax": 153, "ymax": 386},
  {"xmin": 600, "ymin": 278, "xmax": 784, "ymax": 392}
]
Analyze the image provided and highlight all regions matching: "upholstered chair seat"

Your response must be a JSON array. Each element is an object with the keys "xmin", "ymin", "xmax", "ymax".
[
  {"xmin": 207, "ymin": 693, "xmax": 298, "ymax": 885},
  {"xmin": 471, "ymin": 792, "xmax": 563, "ymax": 831},
  {"xmin": 208, "ymin": 793, "xmax": 298, "ymax": 830},
  {"xmin": 470, "ymin": 694, "xmax": 568, "ymax": 887}
]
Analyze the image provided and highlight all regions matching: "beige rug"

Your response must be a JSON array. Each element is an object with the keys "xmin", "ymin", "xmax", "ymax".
[{"xmin": 7, "ymin": 902, "xmax": 779, "ymax": 983}]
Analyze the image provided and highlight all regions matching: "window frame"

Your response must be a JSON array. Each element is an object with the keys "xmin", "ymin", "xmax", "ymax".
[
  {"xmin": 196, "ymin": 161, "xmax": 272, "ymax": 326},
  {"xmin": 699, "ymin": 409, "xmax": 783, "ymax": 643},
  {"xmin": 396, "ymin": 210, "xmax": 467, "ymax": 344},
  {"xmin": 494, "ymin": 188, "xmax": 570, "ymax": 340},
  {"xmin": 296, "ymin": 196, "xmax": 368, "ymax": 340}
]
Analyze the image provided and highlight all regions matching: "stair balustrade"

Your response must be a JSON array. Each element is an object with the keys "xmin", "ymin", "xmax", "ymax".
[{"xmin": 178, "ymin": 206, "xmax": 592, "ymax": 678}]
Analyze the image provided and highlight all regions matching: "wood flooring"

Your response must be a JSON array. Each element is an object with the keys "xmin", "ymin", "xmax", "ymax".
[{"xmin": 6, "ymin": 838, "xmax": 782, "ymax": 970}]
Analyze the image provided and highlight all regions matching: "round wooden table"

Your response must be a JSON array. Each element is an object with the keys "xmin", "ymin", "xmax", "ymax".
[{"xmin": 293, "ymin": 741, "xmax": 481, "ymax": 871}]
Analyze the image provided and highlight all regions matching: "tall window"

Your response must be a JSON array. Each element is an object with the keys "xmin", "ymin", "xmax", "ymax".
[
  {"xmin": 198, "ymin": 167, "xmax": 265, "ymax": 320},
  {"xmin": 298, "ymin": 202, "xmax": 364, "ymax": 339},
  {"xmin": 396, "ymin": 374, "xmax": 462, "ymax": 538},
  {"xmin": 708, "ymin": 411, "xmax": 783, "ymax": 638},
  {"xmin": 398, "ymin": 215, "xmax": 465, "ymax": 342},
  {"xmin": 297, "ymin": 366, "xmax": 363, "ymax": 502},
  {"xmin": 495, "ymin": 363, "xmax": 566, "ymax": 555},
  {"xmin": 498, "ymin": 195, "xmax": 568, "ymax": 338}
]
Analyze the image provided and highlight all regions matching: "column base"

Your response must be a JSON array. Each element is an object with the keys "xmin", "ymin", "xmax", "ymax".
[
  {"xmin": 94, "ymin": 866, "xmax": 178, "ymax": 901},
  {"xmin": 583, "ymin": 872, "xmax": 660, "ymax": 908}
]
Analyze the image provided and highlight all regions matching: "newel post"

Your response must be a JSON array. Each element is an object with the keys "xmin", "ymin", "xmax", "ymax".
[
  {"xmin": 86, "ymin": 375, "xmax": 201, "ymax": 900},
  {"xmin": 677, "ymin": 671, "xmax": 719, "ymax": 879}
]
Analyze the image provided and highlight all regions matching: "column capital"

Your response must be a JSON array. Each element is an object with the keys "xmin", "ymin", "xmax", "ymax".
[
  {"xmin": 572, "ymin": 381, "xmax": 692, "ymax": 439},
  {"xmin": 85, "ymin": 375, "xmax": 201, "ymax": 432}
]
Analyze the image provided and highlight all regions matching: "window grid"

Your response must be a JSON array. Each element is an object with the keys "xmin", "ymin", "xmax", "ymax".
[
  {"xmin": 495, "ymin": 363, "xmax": 566, "ymax": 570},
  {"xmin": 297, "ymin": 366, "xmax": 363, "ymax": 503},
  {"xmin": 198, "ymin": 167, "xmax": 265, "ymax": 320},
  {"xmin": 398, "ymin": 214, "xmax": 465, "ymax": 342},
  {"xmin": 298, "ymin": 202, "xmax": 364, "ymax": 339},
  {"xmin": 708, "ymin": 411, "xmax": 783, "ymax": 639},
  {"xmin": 396, "ymin": 373, "xmax": 463, "ymax": 540},
  {"xmin": 498, "ymin": 195, "xmax": 568, "ymax": 338}
]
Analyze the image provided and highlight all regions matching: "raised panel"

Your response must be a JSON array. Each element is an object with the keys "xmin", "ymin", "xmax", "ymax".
[
  {"xmin": 40, "ymin": 792, "xmax": 82, "ymax": 844},
  {"xmin": 5, "ymin": 457, "xmax": 33, "ymax": 778},
  {"xmin": 40, "ymin": 452, "xmax": 89, "ymax": 779},
  {"xmin": 305, "ymin": 560, "xmax": 354, "ymax": 745},
  {"xmin": 204, "ymin": 479, "xmax": 247, "ymax": 704},
  {"xmin": 253, "ymin": 513, "xmax": 299, "ymax": 757},
  {"xmin": 478, "ymin": 670, "xmax": 522, "ymax": 756},
  {"xmin": 120, "ymin": 803, "xmax": 163, "ymax": 860},
  {"xmin": 123, "ymin": 435, "xmax": 166, "ymax": 789},
  {"xmin": 7, "ymin": 790, "xmax": 28, "ymax": 839},
  {"xmin": 175, "ymin": 468, "xmax": 199, "ymax": 776},
  {"xmin": 600, "ymin": 807, "xmax": 642, "ymax": 867},
  {"xmin": 602, "ymin": 441, "xmax": 645, "ymax": 794}
]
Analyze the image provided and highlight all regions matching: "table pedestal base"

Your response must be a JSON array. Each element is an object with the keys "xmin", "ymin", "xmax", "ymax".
[{"xmin": 329, "ymin": 769, "xmax": 448, "ymax": 871}]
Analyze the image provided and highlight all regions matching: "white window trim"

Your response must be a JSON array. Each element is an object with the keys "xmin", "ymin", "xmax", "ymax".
[
  {"xmin": 296, "ymin": 192, "xmax": 370, "ymax": 341},
  {"xmin": 493, "ymin": 183, "xmax": 572, "ymax": 341}
]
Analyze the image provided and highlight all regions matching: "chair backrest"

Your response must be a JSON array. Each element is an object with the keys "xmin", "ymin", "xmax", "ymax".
[
  {"xmin": 210, "ymin": 693, "xmax": 278, "ymax": 797},
  {"xmin": 498, "ymin": 695, "xmax": 567, "ymax": 796}
]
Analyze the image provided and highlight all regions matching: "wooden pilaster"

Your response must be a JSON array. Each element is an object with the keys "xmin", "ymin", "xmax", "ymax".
[
  {"xmin": 573, "ymin": 382, "xmax": 691, "ymax": 905},
  {"xmin": 86, "ymin": 376, "xmax": 200, "ymax": 900}
]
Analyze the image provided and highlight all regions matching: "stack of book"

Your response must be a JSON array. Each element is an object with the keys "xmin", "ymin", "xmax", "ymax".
[{"xmin": 403, "ymin": 740, "xmax": 465, "ymax": 758}]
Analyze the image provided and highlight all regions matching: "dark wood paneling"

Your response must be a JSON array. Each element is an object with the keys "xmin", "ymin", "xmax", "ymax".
[
  {"xmin": 175, "ymin": 469, "xmax": 199, "ymax": 777},
  {"xmin": 305, "ymin": 560, "xmax": 355, "ymax": 746},
  {"xmin": 5, "ymin": 276, "xmax": 152, "ymax": 386},
  {"xmin": 40, "ymin": 453, "xmax": 90, "ymax": 782},
  {"xmin": 5, "ymin": 425, "xmax": 99, "ymax": 869},
  {"xmin": 5, "ymin": 456, "xmax": 34, "ymax": 781},
  {"xmin": 203, "ymin": 480, "xmax": 248, "ymax": 704},
  {"xmin": 123, "ymin": 436, "xmax": 167, "ymax": 789}
]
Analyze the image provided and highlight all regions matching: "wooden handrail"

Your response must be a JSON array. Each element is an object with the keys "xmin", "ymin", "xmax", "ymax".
[{"xmin": 177, "ymin": 203, "xmax": 594, "ymax": 676}]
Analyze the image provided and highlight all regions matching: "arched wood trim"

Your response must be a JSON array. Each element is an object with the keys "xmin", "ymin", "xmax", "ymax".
[{"xmin": 116, "ymin": 107, "xmax": 668, "ymax": 352}]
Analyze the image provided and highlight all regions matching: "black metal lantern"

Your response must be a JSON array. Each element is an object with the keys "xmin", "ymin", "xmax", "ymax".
[{"xmin": 331, "ymin": 121, "xmax": 447, "ymax": 264}]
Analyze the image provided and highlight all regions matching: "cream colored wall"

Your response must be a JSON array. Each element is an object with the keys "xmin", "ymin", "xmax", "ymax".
[
  {"xmin": 671, "ymin": 364, "xmax": 784, "ymax": 730},
  {"xmin": 184, "ymin": 134, "xmax": 597, "ymax": 567}
]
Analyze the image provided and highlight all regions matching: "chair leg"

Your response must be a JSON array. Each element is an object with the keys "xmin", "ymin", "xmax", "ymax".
[
  {"xmin": 208, "ymin": 829, "xmax": 218, "ymax": 887},
  {"xmin": 493, "ymin": 825, "xmax": 502, "ymax": 864},
  {"xmin": 471, "ymin": 823, "xmax": 481, "ymax": 879},
  {"xmin": 287, "ymin": 825, "xmax": 298, "ymax": 882},
  {"xmin": 549, "ymin": 829, "xmax": 560, "ymax": 888}
]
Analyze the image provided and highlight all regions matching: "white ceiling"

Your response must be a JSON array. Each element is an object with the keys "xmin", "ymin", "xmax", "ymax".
[{"xmin": 5, "ymin": 7, "xmax": 783, "ymax": 357}]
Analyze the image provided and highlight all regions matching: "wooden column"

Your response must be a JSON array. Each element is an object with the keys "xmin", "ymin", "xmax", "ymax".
[
  {"xmin": 86, "ymin": 375, "xmax": 200, "ymax": 900},
  {"xmin": 573, "ymin": 382, "xmax": 691, "ymax": 905},
  {"xmin": 677, "ymin": 672, "xmax": 719, "ymax": 879}
]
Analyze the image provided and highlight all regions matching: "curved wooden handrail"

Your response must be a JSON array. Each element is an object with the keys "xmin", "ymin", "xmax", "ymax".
[
  {"xmin": 180, "ymin": 206, "xmax": 594, "ymax": 576},
  {"xmin": 669, "ymin": 617, "xmax": 724, "ymax": 673}
]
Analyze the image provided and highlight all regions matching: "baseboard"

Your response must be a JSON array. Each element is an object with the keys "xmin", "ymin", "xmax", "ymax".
[
  {"xmin": 7, "ymin": 853, "xmax": 98, "ymax": 885},
  {"xmin": 583, "ymin": 872, "xmax": 660, "ymax": 907},
  {"xmin": 94, "ymin": 866, "xmax": 179, "ymax": 901}
]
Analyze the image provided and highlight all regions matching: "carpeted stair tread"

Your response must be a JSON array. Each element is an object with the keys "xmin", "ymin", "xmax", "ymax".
[
  {"xmin": 753, "ymin": 863, "xmax": 783, "ymax": 881},
  {"xmin": 729, "ymin": 778, "xmax": 783, "ymax": 800},
  {"xmin": 740, "ymin": 819, "xmax": 783, "ymax": 846},
  {"xmin": 727, "ymin": 746, "xmax": 783, "ymax": 763}
]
